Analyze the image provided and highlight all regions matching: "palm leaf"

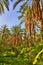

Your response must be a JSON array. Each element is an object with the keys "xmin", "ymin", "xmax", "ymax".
[
  {"xmin": 20, "ymin": 1, "xmax": 27, "ymax": 11},
  {"xmin": 0, "ymin": 3, "xmax": 4, "ymax": 14},
  {"xmin": 13, "ymin": 0, "xmax": 22, "ymax": 9},
  {"xmin": 18, "ymin": 15, "xmax": 24, "ymax": 19},
  {"xmin": 10, "ymin": 0, "xmax": 13, "ymax": 1},
  {"xmin": 4, "ymin": 0, "xmax": 9, "ymax": 10},
  {"xmin": 19, "ymin": 19, "xmax": 24, "ymax": 26}
]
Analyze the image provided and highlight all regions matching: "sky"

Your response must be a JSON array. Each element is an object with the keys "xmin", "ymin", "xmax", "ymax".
[{"xmin": 0, "ymin": 0, "xmax": 31, "ymax": 29}]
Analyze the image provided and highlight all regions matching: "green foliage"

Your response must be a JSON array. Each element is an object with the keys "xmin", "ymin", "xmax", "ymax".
[
  {"xmin": 32, "ymin": 44, "xmax": 43, "ymax": 55},
  {"xmin": 0, "ymin": 43, "xmax": 43, "ymax": 65},
  {"xmin": 33, "ymin": 49, "xmax": 43, "ymax": 65},
  {"xmin": 0, "ymin": 25, "xmax": 43, "ymax": 65},
  {"xmin": 0, "ymin": 46, "xmax": 32, "ymax": 65}
]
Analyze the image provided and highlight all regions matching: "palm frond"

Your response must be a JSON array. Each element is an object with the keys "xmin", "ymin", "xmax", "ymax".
[
  {"xmin": 18, "ymin": 15, "xmax": 23, "ymax": 19},
  {"xmin": 13, "ymin": 0, "xmax": 22, "ymax": 9},
  {"xmin": 4, "ymin": 0, "xmax": 9, "ymax": 10},
  {"xmin": 20, "ymin": 1, "xmax": 27, "ymax": 11},
  {"xmin": 10, "ymin": 0, "xmax": 13, "ymax": 1},
  {"xmin": 0, "ymin": 3, "xmax": 4, "ymax": 14},
  {"xmin": 19, "ymin": 19, "xmax": 24, "ymax": 26}
]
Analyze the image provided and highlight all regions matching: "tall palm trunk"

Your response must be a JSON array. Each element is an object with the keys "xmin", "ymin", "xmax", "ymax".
[
  {"xmin": 16, "ymin": 34, "xmax": 18, "ymax": 45},
  {"xmin": 40, "ymin": 3, "xmax": 43, "ymax": 42},
  {"xmin": 32, "ymin": 22, "xmax": 36, "ymax": 42},
  {"xmin": 25, "ymin": 17, "xmax": 32, "ymax": 45},
  {"xmin": 17, "ymin": 33, "xmax": 22, "ymax": 45},
  {"xmin": 40, "ymin": 19, "xmax": 43, "ymax": 42},
  {"xmin": 28, "ymin": 22, "xmax": 32, "ymax": 45},
  {"xmin": 24, "ymin": 32, "xmax": 27, "ymax": 44},
  {"xmin": 19, "ymin": 33, "xmax": 22, "ymax": 44}
]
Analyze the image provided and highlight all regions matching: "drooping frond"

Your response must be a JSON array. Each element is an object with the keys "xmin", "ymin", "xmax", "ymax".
[
  {"xmin": 13, "ymin": 0, "xmax": 22, "ymax": 9},
  {"xmin": 20, "ymin": 1, "xmax": 28, "ymax": 11},
  {"xmin": 0, "ymin": 3, "xmax": 4, "ymax": 14},
  {"xmin": 3, "ymin": 0, "xmax": 9, "ymax": 10},
  {"xmin": 18, "ymin": 15, "xmax": 24, "ymax": 19},
  {"xmin": 13, "ymin": 0, "xmax": 29, "ymax": 9},
  {"xmin": 0, "ymin": 0, "xmax": 10, "ymax": 14}
]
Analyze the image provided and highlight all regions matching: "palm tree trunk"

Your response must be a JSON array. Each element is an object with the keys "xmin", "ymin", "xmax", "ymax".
[
  {"xmin": 24, "ymin": 32, "xmax": 27, "ymax": 44},
  {"xmin": 29, "ymin": 22, "xmax": 32, "ymax": 46},
  {"xmin": 32, "ymin": 22, "xmax": 36, "ymax": 42},
  {"xmin": 40, "ymin": 19, "xmax": 43, "ymax": 42}
]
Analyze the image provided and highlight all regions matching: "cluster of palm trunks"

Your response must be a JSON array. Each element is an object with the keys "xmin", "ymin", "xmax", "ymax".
[
  {"xmin": 24, "ymin": 0, "xmax": 43, "ymax": 43},
  {"xmin": 13, "ymin": 0, "xmax": 43, "ymax": 43}
]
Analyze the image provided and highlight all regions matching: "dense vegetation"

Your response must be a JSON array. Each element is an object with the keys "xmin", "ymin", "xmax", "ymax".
[
  {"xmin": 0, "ymin": 24, "xmax": 43, "ymax": 65},
  {"xmin": 0, "ymin": 0, "xmax": 43, "ymax": 65}
]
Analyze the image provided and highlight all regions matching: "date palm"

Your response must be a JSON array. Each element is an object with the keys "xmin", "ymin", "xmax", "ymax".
[
  {"xmin": 19, "ymin": 5, "xmax": 38, "ymax": 43},
  {"xmin": 0, "ymin": 25, "xmax": 10, "ymax": 44},
  {"xmin": 13, "ymin": 0, "xmax": 43, "ymax": 42},
  {"xmin": 32, "ymin": 0, "xmax": 43, "ymax": 42},
  {"xmin": 40, "ymin": 1, "xmax": 43, "ymax": 42},
  {"xmin": 13, "ymin": 0, "xmax": 37, "ymax": 43},
  {"xmin": 32, "ymin": 0, "xmax": 41, "ymax": 21},
  {"xmin": 18, "ymin": 5, "xmax": 34, "ymax": 45},
  {"xmin": 10, "ymin": 25, "xmax": 22, "ymax": 46},
  {"xmin": 17, "ymin": 4, "xmax": 37, "ymax": 45}
]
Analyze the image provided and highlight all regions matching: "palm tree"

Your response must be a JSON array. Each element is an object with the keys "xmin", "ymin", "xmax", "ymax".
[
  {"xmin": 32, "ymin": 21, "xmax": 36, "ymax": 42},
  {"xmin": 18, "ymin": 5, "xmax": 33, "ymax": 45},
  {"xmin": 11, "ymin": 25, "xmax": 22, "ymax": 46},
  {"xmin": 32, "ymin": 0, "xmax": 43, "ymax": 42},
  {"xmin": 40, "ymin": 1, "xmax": 43, "ymax": 42},
  {"xmin": 13, "ymin": 0, "xmax": 37, "ymax": 44},
  {"xmin": 17, "ymin": 4, "xmax": 36, "ymax": 45},
  {"xmin": 13, "ymin": 0, "xmax": 43, "ymax": 43},
  {"xmin": 0, "ymin": 25, "xmax": 10, "ymax": 44}
]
